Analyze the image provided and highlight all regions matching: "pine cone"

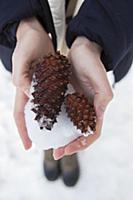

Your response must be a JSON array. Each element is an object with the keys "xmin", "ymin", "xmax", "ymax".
[
  {"xmin": 65, "ymin": 93, "xmax": 96, "ymax": 135},
  {"xmin": 30, "ymin": 52, "xmax": 72, "ymax": 130}
]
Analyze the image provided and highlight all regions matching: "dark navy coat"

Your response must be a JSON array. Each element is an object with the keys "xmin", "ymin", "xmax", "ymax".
[
  {"xmin": 66, "ymin": 0, "xmax": 133, "ymax": 82},
  {"xmin": 0, "ymin": 0, "xmax": 133, "ymax": 82},
  {"xmin": 0, "ymin": 0, "xmax": 56, "ymax": 49},
  {"xmin": 0, "ymin": 0, "xmax": 56, "ymax": 72}
]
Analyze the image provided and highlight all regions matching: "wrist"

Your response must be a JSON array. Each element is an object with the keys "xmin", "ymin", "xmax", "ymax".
[
  {"xmin": 71, "ymin": 36, "xmax": 102, "ymax": 57},
  {"xmin": 16, "ymin": 17, "xmax": 45, "ymax": 40}
]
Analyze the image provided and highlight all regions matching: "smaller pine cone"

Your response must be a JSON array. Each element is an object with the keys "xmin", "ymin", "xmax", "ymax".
[
  {"xmin": 65, "ymin": 93, "xmax": 96, "ymax": 135},
  {"xmin": 30, "ymin": 52, "xmax": 72, "ymax": 130}
]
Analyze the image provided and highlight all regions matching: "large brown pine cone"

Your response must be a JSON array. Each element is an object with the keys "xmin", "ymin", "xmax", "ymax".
[
  {"xmin": 30, "ymin": 52, "xmax": 72, "ymax": 130},
  {"xmin": 65, "ymin": 93, "xmax": 96, "ymax": 135}
]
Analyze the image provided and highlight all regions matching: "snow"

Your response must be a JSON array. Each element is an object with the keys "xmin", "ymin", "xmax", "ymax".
[
  {"xmin": 25, "ymin": 99, "xmax": 82, "ymax": 150},
  {"xmin": 0, "ymin": 60, "xmax": 133, "ymax": 200},
  {"xmin": 25, "ymin": 83, "xmax": 94, "ymax": 150}
]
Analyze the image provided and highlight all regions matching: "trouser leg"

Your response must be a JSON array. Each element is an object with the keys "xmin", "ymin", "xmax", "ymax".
[{"xmin": 0, "ymin": 45, "xmax": 13, "ymax": 73}]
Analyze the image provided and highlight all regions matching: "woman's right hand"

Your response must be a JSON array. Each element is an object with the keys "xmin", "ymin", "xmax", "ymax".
[{"xmin": 12, "ymin": 17, "xmax": 55, "ymax": 149}]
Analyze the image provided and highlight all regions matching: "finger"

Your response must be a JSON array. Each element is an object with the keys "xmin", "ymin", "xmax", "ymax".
[
  {"xmin": 53, "ymin": 147, "xmax": 65, "ymax": 160},
  {"xmin": 14, "ymin": 89, "xmax": 32, "ymax": 149},
  {"xmin": 12, "ymin": 50, "xmax": 31, "ymax": 97},
  {"xmin": 12, "ymin": 66, "xmax": 30, "ymax": 97},
  {"xmin": 94, "ymin": 90, "xmax": 113, "ymax": 120},
  {"xmin": 64, "ymin": 117, "xmax": 103, "ymax": 155}
]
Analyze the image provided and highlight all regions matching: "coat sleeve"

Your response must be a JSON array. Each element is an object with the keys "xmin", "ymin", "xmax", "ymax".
[
  {"xmin": 0, "ymin": 0, "xmax": 57, "ymax": 49},
  {"xmin": 66, "ymin": 0, "xmax": 133, "ymax": 72}
]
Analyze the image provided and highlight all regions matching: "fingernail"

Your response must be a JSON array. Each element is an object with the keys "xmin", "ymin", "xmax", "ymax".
[
  {"xmin": 53, "ymin": 148, "xmax": 64, "ymax": 160},
  {"xmin": 53, "ymin": 154, "xmax": 64, "ymax": 160},
  {"xmin": 65, "ymin": 148, "xmax": 77, "ymax": 155},
  {"xmin": 80, "ymin": 138, "xmax": 88, "ymax": 146},
  {"xmin": 64, "ymin": 148, "xmax": 71, "ymax": 154},
  {"xmin": 54, "ymin": 155, "xmax": 63, "ymax": 160},
  {"xmin": 24, "ymin": 88, "xmax": 30, "ymax": 98}
]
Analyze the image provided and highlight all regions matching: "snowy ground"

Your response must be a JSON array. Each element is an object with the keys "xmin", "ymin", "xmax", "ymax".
[{"xmin": 0, "ymin": 60, "xmax": 133, "ymax": 200}]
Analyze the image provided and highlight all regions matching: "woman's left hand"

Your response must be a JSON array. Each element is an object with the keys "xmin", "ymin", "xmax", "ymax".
[{"xmin": 53, "ymin": 37, "xmax": 113, "ymax": 160}]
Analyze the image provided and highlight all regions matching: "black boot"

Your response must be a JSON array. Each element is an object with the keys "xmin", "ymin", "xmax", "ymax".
[
  {"xmin": 43, "ymin": 149, "xmax": 60, "ymax": 181},
  {"xmin": 60, "ymin": 153, "xmax": 80, "ymax": 187}
]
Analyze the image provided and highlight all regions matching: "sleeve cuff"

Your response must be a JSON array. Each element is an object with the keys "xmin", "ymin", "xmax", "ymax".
[
  {"xmin": 66, "ymin": 0, "xmax": 128, "ymax": 71},
  {"xmin": 0, "ymin": 0, "xmax": 57, "ymax": 50},
  {"xmin": 0, "ymin": 0, "xmax": 41, "ymax": 48},
  {"xmin": 0, "ymin": 22, "xmax": 19, "ymax": 48}
]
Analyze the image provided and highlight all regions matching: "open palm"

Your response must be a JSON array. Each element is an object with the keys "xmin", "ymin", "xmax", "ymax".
[{"xmin": 53, "ymin": 37, "xmax": 113, "ymax": 159}]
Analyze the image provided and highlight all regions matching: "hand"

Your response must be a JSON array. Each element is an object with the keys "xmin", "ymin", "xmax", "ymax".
[
  {"xmin": 53, "ymin": 36, "xmax": 113, "ymax": 159},
  {"xmin": 14, "ymin": 89, "xmax": 31, "ymax": 149},
  {"xmin": 12, "ymin": 17, "xmax": 55, "ymax": 149}
]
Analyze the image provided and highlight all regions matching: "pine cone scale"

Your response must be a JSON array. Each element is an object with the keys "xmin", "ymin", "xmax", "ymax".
[
  {"xmin": 30, "ymin": 52, "xmax": 71, "ymax": 130},
  {"xmin": 65, "ymin": 93, "xmax": 96, "ymax": 134}
]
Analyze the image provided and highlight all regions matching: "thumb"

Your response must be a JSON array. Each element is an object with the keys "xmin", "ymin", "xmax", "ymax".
[
  {"xmin": 12, "ymin": 73, "xmax": 31, "ymax": 97},
  {"xmin": 94, "ymin": 92, "xmax": 113, "ymax": 120},
  {"xmin": 20, "ymin": 75, "xmax": 31, "ymax": 97},
  {"xmin": 12, "ymin": 48, "xmax": 31, "ymax": 97}
]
